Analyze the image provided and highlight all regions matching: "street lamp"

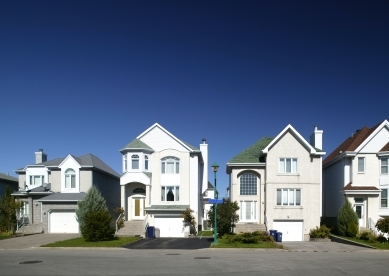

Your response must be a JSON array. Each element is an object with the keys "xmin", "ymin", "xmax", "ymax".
[{"xmin": 211, "ymin": 162, "xmax": 219, "ymax": 245}]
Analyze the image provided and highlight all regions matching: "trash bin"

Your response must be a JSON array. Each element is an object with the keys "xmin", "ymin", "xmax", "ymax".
[
  {"xmin": 154, "ymin": 227, "xmax": 160, "ymax": 238},
  {"xmin": 269, "ymin": 230, "xmax": 278, "ymax": 241},
  {"xmin": 276, "ymin": 232, "xmax": 283, "ymax": 242},
  {"xmin": 147, "ymin": 226, "xmax": 155, "ymax": 239}
]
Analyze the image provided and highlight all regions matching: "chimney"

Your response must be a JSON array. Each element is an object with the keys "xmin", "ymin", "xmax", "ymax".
[
  {"xmin": 200, "ymin": 138, "xmax": 208, "ymax": 194},
  {"xmin": 310, "ymin": 125, "xmax": 323, "ymax": 150},
  {"xmin": 35, "ymin": 149, "xmax": 48, "ymax": 164}
]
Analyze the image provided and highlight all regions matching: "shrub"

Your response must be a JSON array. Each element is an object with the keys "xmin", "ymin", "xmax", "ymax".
[
  {"xmin": 309, "ymin": 225, "xmax": 331, "ymax": 239},
  {"xmin": 375, "ymin": 218, "xmax": 389, "ymax": 235},
  {"xmin": 181, "ymin": 208, "xmax": 196, "ymax": 235},
  {"xmin": 207, "ymin": 200, "xmax": 239, "ymax": 237},
  {"xmin": 81, "ymin": 209, "xmax": 115, "ymax": 242},
  {"xmin": 346, "ymin": 222, "xmax": 359, "ymax": 237},
  {"xmin": 357, "ymin": 231, "xmax": 370, "ymax": 241},
  {"xmin": 0, "ymin": 186, "xmax": 21, "ymax": 233},
  {"xmin": 115, "ymin": 207, "xmax": 125, "ymax": 229},
  {"xmin": 376, "ymin": 234, "xmax": 388, "ymax": 243},
  {"xmin": 337, "ymin": 199, "xmax": 359, "ymax": 236},
  {"xmin": 223, "ymin": 231, "xmax": 273, "ymax": 244}
]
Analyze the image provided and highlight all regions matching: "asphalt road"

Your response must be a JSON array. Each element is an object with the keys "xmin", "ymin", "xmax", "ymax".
[
  {"xmin": 122, "ymin": 237, "xmax": 213, "ymax": 249},
  {"xmin": 0, "ymin": 248, "xmax": 387, "ymax": 276}
]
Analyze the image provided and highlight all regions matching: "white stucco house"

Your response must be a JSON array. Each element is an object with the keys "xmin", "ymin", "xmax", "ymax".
[
  {"xmin": 322, "ymin": 119, "xmax": 389, "ymax": 231},
  {"xmin": 227, "ymin": 124, "xmax": 325, "ymax": 241},
  {"xmin": 13, "ymin": 149, "xmax": 120, "ymax": 234},
  {"xmin": 119, "ymin": 123, "xmax": 208, "ymax": 237}
]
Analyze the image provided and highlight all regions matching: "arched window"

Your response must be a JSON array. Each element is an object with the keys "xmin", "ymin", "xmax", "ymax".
[
  {"xmin": 131, "ymin": 154, "xmax": 139, "ymax": 169},
  {"xmin": 145, "ymin": 156, "xmax": 149, "ymax": 170},
  {"xmin": 161, "ymin": 157, "xmax": 179, "ymax": 174},
  {"xmin": 133, "ymin": 187, "xmax": 146, "ymax": 194},
  {"xmin": 240, "ymin": 173, "xmax": 257, "ymax": 195},
  {"xmin": 65, "ymin": 168, "xmax": 76, "ymax": 189}
]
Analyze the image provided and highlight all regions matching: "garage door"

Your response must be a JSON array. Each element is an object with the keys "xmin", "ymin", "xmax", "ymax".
[
  {"xmin": 50, "ymin": 211, "xmax": 79, "ymax": 233},
  {"xmin": 154, "ymin": 217, "xmax": 184, "ymax": 237},
  {"xmin": 273, "ymin": 221, "xmax": 303, "ymax": 241}
]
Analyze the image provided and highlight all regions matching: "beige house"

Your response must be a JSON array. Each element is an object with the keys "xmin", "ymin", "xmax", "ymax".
[
  {"xmin": 13, "ymin": 150, "xmax": 120, "ymax": 234},
  {"xmin": 322, "ymin": 119, "xmax": 389, "ymax": 231},
  {"xmin": 118, "ymin": 123, "xmax": 208, "ymax": 237},
  {"xmin": 227, "ymin": 125, "xmax": 325, "ymax": 241}
]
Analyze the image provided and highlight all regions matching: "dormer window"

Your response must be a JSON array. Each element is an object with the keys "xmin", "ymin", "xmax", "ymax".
[
  {"xmin": 65, "ymin": 169, "xmax": 76, "ymax": 189},
  {"xmin": 145, "ymin": 156, "xmax": 149, "ymax": 170},
  {"xmin": 132, "ymin": 155, "xmax": 139, "ymax": 169},
  {"xmin": 161, "ymin": 157, "xmax": 179, "ymax": 174}
]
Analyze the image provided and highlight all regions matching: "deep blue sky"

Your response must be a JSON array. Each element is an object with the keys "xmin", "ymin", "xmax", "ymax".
[{"xmin": 1, "ymin": 1, "xmax": 388, "ymax": 196}]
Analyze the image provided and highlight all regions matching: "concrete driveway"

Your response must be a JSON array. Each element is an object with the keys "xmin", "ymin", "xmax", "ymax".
[
  {"xmin": 279, "ymin": 241, "xmax": 375, "ymax": 252},
  {"xmin": 0, "ymin": 234, "xmax": 80, "ymax": 250},
  {"xmin": 123, "ymin": 237, "xmax": 213, "ymax": 249}
]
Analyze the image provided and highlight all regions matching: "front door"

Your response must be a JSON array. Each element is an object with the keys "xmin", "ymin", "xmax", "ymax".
[
  {"xmin": 131, "ymin": 197, "xmax": 145, "ymax": 220},
  {"xmin": 354, "ymin": 204, "xmax": 364, "ymax": 227},
  {"xmin": 240, "ymin": 201, "xmax": 256, "ymax": 222}
]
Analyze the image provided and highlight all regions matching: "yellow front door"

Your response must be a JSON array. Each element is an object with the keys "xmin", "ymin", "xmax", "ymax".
[{"xmin": 131, "ymin": 197, "xmax": 145, "ymax": 219}]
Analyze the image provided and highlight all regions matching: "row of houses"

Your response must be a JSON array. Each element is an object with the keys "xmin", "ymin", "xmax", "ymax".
[{"xmin": 1, "ymin": 120, "xmax": 388, "ymax": 241}]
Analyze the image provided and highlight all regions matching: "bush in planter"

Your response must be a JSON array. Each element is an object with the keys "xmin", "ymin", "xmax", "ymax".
[
  {"xmin": 309, "ymin": 225, "xmax": 331, "ymax": 239},
  {"xmin": 346, "ymin": 222, "xmax": 359, "ymax": 238},
  {"xmin": 224, "ymin": 231, "xmax": 273, "ymax": 244}
]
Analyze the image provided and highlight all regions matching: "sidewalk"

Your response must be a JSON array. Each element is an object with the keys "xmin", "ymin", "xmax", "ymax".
[{"xmin": 0, "ymin": 233, "xmax": 80, "ymax": 250}]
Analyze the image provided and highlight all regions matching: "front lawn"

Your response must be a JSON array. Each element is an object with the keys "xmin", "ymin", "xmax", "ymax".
[
  {"xmin": 211, "ymin": 238, "xmax": 283, "ymax": 249},
  {"xmin": 198, "ymin": 230, "xmax": 213, "ymax": 236},
  {"xmin": 41, "ymin": 236, "xmax": 140, "ymax": 248},
  {"xmin": 0, "ymin": 232, "xmax": 13, "ymax": 241},
  {"xmin": 331, "ymin": 234, "xmax": 389, "ymax": 250}
]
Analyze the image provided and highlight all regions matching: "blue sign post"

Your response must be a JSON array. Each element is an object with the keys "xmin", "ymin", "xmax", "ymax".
[{"xmin": 209, "ymin": 199, "xmax": 223, "ymax": 204}]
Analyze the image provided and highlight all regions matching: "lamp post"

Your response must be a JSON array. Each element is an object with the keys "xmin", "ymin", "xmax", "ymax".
[{"xmin": 211, "ymin": 162, "xmax": 219, "ymax": 245}]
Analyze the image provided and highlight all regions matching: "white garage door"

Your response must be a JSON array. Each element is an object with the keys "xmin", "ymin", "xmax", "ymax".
[
  {"xmin": 50, "ymin": 211, "xmax": 79, "ymax": 233},
  {"xmin": 154, "ymin": 217, "xmax": 184, "ymax": 237},
  {"xmin": 273, "ymin": 221, "xmax": 303, "ymax": 241}
]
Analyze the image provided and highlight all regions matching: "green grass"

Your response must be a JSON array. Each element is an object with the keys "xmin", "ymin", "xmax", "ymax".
[
  {"xmin": 41, "ymin": 236, "xmax": 140, "ymax": 248},
  {"xmin": 198, "ymin": 230, "xmax": 213, "ymax": 236},
  {"xmin": 0, "ymin": 232, "xmax": 13, "ymax": 241},
  {"xmin": 211, "ymin": 238, "xmax": 283, "ymax": 249},
  {"xmin": 331, "ymin": 234, "xmax": 389, "ymax": 250}
]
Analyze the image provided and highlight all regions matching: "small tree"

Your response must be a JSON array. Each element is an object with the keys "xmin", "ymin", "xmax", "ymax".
[
  {"xmin": 181, "ymin": 208, "xmax": 196, "ymax": 235},
  {"xmin": 76, "ymin": 186, "xmax": 108, "ymax": 230},
  {"xmin": 0, "ymin": 185, "xmax": 21, "ymax": 233},
  {"xmin": 207, "ymin": 200, "xmax": 239, "ymax": 237},
  {"xmin": 337, "ymin": 198, "xmax": 359, "ymax": 237},
  {"xmin": 76, "ymin": 186, "xmax": 114, "ymax": 241},
  {"xmin": 375, "ymin": 217, "xmax": 389, "ymax": 235}
]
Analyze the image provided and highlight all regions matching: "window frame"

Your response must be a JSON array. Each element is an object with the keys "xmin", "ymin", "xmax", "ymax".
[
  {"xmin": 381, "ymin": 157, "xmax": 388, "ymax": 175},
  {"xmin": 64, "ymin": 168, "xmax": 76, "ymax": 189},
  {"xmin": 144, "ymin": 155, "xmax": 149, "ymax": 170},
  {"xmin": 357, "ymin": 157, "xmax": 365, "ymax": 173},
  {"xmin": 380, "ymin": 188, "xmax": 388, "ymax": 208},
  {"xmin": 131, "ymin": 154, "xmax": 139, "ymax": 170},
  {"xmin": 279, "ymin": 158, "xmax": 298, "ymax": 174},
  {"xmin": 239, "ymin": 173, "xmax": 258, "ymax": 195},
  {"xmin": 123, "ymin": 155, "xmax": 127, "ymax": 172},
  {"xmin": 29, "ymin": 175, "xmax": 44, "ymax": 186},
  {"xmin": 276, "ymin": 188, "xmax": 301, "ymax": 206},
  {"xmin": 161, "ymin": 186, "xmax": 180, "ymax": 202},
  {"xmin": 161, "ymin": 157, "xmax": 180, "ymax": 174}
]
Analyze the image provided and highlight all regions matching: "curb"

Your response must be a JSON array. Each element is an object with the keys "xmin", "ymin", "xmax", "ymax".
[{"xmin": 329, "ymin": 234, "xmax": 376, "ymax": 249}]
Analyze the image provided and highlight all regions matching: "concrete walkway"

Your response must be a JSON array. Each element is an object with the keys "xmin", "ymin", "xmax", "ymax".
[
  {"xmin": 278, "ymin": 241, "xmax": 375, "ymax": 252},
  {"xmin": 0, "ymin": 234, "xmax": 80, "ymax": 250}
]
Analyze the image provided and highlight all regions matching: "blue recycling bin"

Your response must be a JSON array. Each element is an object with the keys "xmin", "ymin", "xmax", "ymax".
[
  {"xmin": 269, "ymin": 230, "xmax": 277, "ymax": 241},
  {"xmin": 276, "ymin": 232, "xmax": 283, "ymax": 242},
  {"xmin": 147, "ymin": 226, "xmax": 155, "ymax": 239}
]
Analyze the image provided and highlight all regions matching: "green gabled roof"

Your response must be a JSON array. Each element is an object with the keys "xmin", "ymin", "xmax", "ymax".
[
  {"xmin": 182, "ymin": 141, "xmax": 199, "ymax": 151},
  {"xmin": 228, "ymin": 137, "xmax": 274, "ymax": 163},
  {"xmin": 122, "ymin": 139, "xmax": 153, "ymax": 150}
]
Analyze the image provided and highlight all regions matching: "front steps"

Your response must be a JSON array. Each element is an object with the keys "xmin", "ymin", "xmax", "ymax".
[
  {"xmin": 15, "ymin": 223, "xmax": 44, "ymax": 236},
  {"xmin": 116, "ymin": 220, "xmax": 145, "ymax": 237},
  {"xmin": 234, "ymin": 223, "xmax": 267, "ymax": 234}
]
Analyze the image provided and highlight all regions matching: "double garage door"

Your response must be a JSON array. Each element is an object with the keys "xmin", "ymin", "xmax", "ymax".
[
  {"xmin": 154, "ymin": 217, "xmax": 184, "ymax": 237},
  {"xmin": 273, "ymin": 221, "xmax": 303, "ymax": 241},
  {"xmin": 49, "ymin": 211, "xmax": 79, "ymax": 233}
]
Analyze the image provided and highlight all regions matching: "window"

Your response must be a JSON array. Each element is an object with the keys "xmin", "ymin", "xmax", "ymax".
[
  {"xmin": 279, "ymin": 158, "xmax": 298, "ymax": 173},
  {"xmin": 161, "ymin": 186, "xmax": 179, "ymax": 201},
  {"xmin": 133, "ymin": 187, "xmax": 146, "ymax": 193},
  {"xmin": 145, "ymin": 156, "xmax": 149, "ymax": 170},
  {"xmin": 124, "ymin": 155, "xmax": 127, "ymax": 172},
  {"xmin": 240, "ymin": 173, "xmax": 257, "ymax": 195},
  {"xmin": 29, "ymin": 175, "xmax": 44, "ymax": 186},
  {"xmin": 131, "ymin": 154, "xmax": 139, "ymax": 169},
  {"xmin": 161, "ymin": 157, "xmax": 179, "ymax": 174},
  {"xmin": 65, "ymin": 168, "xmax": 76, "ymax": 189},
  {"xmin": 381, "ymin": 189, "xmax": 388, "ymax": 208},
  {"xmin": 276, "ymin": 189, "xmax": 301, "ymax": 206},
  {"xmin": 358, "ymin": 157, "xmax": 365, "ymax": 173},
  {"xmin": 381, "ymin": 158, "xmax": 388, "ymax": 174}
]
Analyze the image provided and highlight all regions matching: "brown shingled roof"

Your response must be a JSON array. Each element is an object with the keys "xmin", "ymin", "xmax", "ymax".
[
  {"xmin": 323, "ymin": 121, "xmax": 383, "ymax": 166},
  {"xmin": 342, "ymin": 182, "xmax": 380, "ymax": 191},
  {"xmin": 380, "ymin": 142, "xmax": 389, "ymax": 152}
]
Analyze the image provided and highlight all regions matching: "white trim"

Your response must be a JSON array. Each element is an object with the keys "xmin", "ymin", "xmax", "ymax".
[{"xmin": 355, "ymin": 120, "xmax": 389, "ymax": 152}]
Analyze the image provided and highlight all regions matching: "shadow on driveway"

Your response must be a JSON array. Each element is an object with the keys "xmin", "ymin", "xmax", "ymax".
[{"xmin": 122, "ymin": 237, "xmax": 213, "ymax": 249}]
